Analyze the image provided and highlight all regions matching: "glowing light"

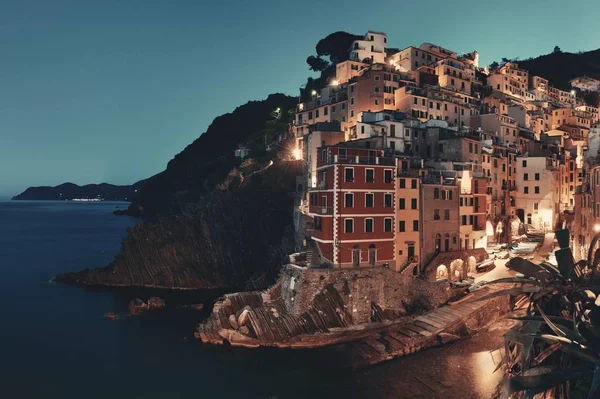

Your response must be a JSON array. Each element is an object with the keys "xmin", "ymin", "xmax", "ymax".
[
  {"xmin": 570, "ymin": 90, "xmax": 576, "ymax": 96},
  {"xmin": 275, "ymin": 107, "xmax": 281, "ymax": 112},
  {"xmin": 594, "ymin": 223, "xmax": 600, "ymax": 233},
  {"xmin": 330, "ymin": 79, "xmax": 339, "ymax": 87},
  {"xmin": 293, "ymin": 148, "xmax": 302, "ymax": 160},
  {"xmin": 311, "ymin": 90, "xmax": 317, "ymax": 96}
]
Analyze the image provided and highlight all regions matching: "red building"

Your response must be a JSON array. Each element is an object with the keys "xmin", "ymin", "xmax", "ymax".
[{"xmin": 308, "ymin": 143, "xmax": 397, "ymax": 267}]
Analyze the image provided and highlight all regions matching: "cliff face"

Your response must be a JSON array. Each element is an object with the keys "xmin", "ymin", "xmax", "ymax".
[{"xmin": 56, "ymin": 160, "xmax": 303, "ymax": 290}]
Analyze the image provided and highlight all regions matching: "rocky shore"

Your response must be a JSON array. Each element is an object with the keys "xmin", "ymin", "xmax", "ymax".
[
  {"xmin": 196, "ymin": 265, "xmax": 464, "ymax": 348},
  {"xmin": 56, "ymin": 161, "xmax": 301, "ymax": 292}
]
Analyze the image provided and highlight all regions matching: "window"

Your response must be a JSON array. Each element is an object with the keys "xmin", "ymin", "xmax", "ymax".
[
  {"xmin": 413, "ymin": 97, "xmax": 418, "ymax": 105},
  {"xmin": 366, "ymin": 169, "xmax": 375, "ymax": 183},
  {"xmin": 522, "ymin": 160, "xmax": 527, "ymax": 167},
  {"xmin": 533, "ymin": 203, "xmax": 538, "ymax": 210},
  {"xmin": 535, "ymin": 173, "xmax": 540, "ymax": 180},
  {"xmin": 350, "ymin": 110, "xmax": 354, "ymax": 118},
  {"xmin": 399, "ymin": 198, "xmax": 405, "ymax": 209},
  {"xmin": 345, "ymin": 219, "xmax": 354, "ymax": 233},
  {"xmin": 444, "ymin": 209, "xmax": 450, "ymax": 220},
  {"xmin": 448, "ymin": 190, "xmax": 453, "ymax": 200},
  {"xmin": 462, "ymin": 215, "xmax": 467, "ymax": 225},
  {"xmin": 399, "ymin": 178, "xmax": 406, "ymax": 188},
  {"xmin": 524, "ymin": 186, "xmax": 529, "ymax": 194},
  {"xmin": 434, "ymin": 188, "xmax": 440, "ymax": 199},
  {"xmin": 442, "ymin": 190, "xmax": 446, "ymax": 200},
  {"xmin": 434, "ymin": 209, "xmax": 440, "ymax": 220},
  {"xmin": 365, "ymin": 218, "xmax": 374, "ymax": 233},
  {"xmin": 411, "ymin": 179, "xmax": 417, "ymax": 189},
  {"xmin": 411, "ymin": 198, "xmax": 417, "ymax": 209},
  {"xmin": 308, "ymin": 111, "xmax": 313, "ymax": 119},
  {"xmin": 345, "ymin": 193, "xmax": 353, "ymax": 207},
  {"xmin": 384, "ymin": 193, "xmax": 392, "ymax": 208},
  {"xmin": 384, "ymin": 218, "xmax": 392, "ymax": 232},
  {"xmin": 315, "ymin": 109, "xmax": 319, "ymax": 118},
  {"xmin": 345, "ymin": 168, "xmax": 354, "ymax": 182},
  {"xmin": 339, "ymin": 148, "xmax": 346, "ymax": 159},
  {"xmin": 366, "ymin": 193, "xmax": 374, "ymax": 207},
  {"xmin": 385, "ymin": 170, "xmax": 393, "ymax": 184},
  {"xmin": 535, "ymin": 186, "xmax": 540, "ymax": 194},
  {"xmin": 524, "ymin": 173, "xmax": 528, "ymax": 181},
  {"xmin": 399, "ymin": 221, "xmax": 406, "ymax": 232},
  {"xmin": 413, "ymin": 220, "xmax": 419, "ymax": 231}
]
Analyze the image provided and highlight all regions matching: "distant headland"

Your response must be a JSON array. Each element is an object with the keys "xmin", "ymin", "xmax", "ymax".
[{"xmin": 12, "ymin": 182, "xmax": 143, "ymax": 201}]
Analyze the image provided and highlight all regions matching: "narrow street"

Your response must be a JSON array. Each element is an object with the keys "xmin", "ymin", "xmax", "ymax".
[{"xmin": 476, "ymin": 232, "xmax": 555, "ymax": 283}]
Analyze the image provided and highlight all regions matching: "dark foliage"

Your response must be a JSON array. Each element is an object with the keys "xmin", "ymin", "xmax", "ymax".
[
  {"xmin": 300, "ymin": 31, "xmax": 360, "ymax": 102},
  {"xmin": 306, "ymin": 55, "xmax": 328, "ymax": 72},
  {"xmin": 315, "ymin": 31, "xmax": 362, "ymax": 64},
  {"xmin": 125, "ymin": 93, "xmax": 297, "ymax": 216},
  {"xmin": 518, "ymin": 49, "xmax": 600, "ymax": 91}
]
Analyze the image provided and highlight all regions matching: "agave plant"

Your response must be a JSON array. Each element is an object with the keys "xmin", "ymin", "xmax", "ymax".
[{"xmin": 480, "ymin": 229, "xmax": 600, "ymax": 398}]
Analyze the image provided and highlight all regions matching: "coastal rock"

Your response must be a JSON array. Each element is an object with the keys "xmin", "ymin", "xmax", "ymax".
[
  {"xmin": 128, "ymin": 298, "xmax": 148, "ymax": 315},
  {"xmin": 55, "ymin": 160, "xmax": 301, "ymax": 291},
  {"xmin": 238, "ymin": 308, "xmax": 250, "ymax": 326},
  {"xmin": 239, "ymin": 326, "xmax": 250, "ymax": 335},
  {"xmin": 104, "ymin": 312, "xmax": 119, "ymax": 320},
  {"xmin": 147, "ymin": 297, "xmax": 165, "ymax": 310},
  {"xmin": 437, "ymin": 332, "xmax": 460, "ymax": 344},
  {"xmin": 228, "ymin": 314, "xmax": 239, "ymax": 330},
  {"xmin": 217, "ymin": 329, "xmax": 260, "ymax": 348}
]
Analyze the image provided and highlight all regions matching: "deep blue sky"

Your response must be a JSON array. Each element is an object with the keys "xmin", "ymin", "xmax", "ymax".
[{"xmin": 1, "ymin": 0, "xmax": 598, "ymax": 196}]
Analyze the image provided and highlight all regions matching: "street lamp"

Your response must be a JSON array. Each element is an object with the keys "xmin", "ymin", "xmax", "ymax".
[{"xmin": 311, "ymin": 90, "xmax": 317, "ymax": 97}]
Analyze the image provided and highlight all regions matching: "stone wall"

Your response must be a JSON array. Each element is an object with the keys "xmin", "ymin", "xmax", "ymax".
[
  {"xmin": 196, "ymin": 264, "xmax": 462, "ymax": 347},
  {"xmin": 280, "ymin": 266, "xmax": 455, "ymax": 324}
]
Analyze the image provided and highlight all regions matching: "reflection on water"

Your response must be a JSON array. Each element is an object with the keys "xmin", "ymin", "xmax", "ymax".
[{"xmin": 0, "ymin": 200, "xmax": 510, "ymax": 398}]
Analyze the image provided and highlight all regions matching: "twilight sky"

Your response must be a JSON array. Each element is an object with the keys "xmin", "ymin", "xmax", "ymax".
[{"xmin": 1, "ymin": 0, "xmax": 598, "ymax": 196}]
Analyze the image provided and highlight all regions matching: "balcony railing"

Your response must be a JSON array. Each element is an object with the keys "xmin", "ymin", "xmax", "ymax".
[{"xmin": 325, "ymin": 155, "xmax": 397, "ymax": 166}]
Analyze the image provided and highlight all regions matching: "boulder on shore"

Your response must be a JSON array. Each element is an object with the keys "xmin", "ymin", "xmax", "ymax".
[
  {"xmin": 104, "ymin": 312, "xmax": 119, "ymax": 320},
  {"xmin": 128, "ymin": 298, "xmax": 148, "ymax": 315},
  {"xmin": 147, "ymin": 297, "xmax": 166, "ymax": 310},
  {"xmin": 228, "ymin": 314, "xmax": 239, "ymax": 330}
]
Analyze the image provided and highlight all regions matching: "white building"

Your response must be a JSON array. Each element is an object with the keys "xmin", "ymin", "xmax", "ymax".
[
  {"xmin": 570, "ymin": 76, "xmax": 600, "ymax": 92},
  {"xmin": 515, "ymin": 155, "xmax": 559, "ymax": 230},
  {"xmin": 351, "ymin": 110, "xmax": 409, "ymax": 152},
  {"xmin": 349, "ymin": 31, "xmax": 387, "ymax": 64}
]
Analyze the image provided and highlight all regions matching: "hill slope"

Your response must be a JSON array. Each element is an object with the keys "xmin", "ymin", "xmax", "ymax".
[
  {"xmin": 125, "ymin": 93, "xmax": 298, "ymax": 216},
  {"xmin": 12, "ymin": 182, "xmax": 144, "ymax": 201},
  {"xmin": 518, "ymin": 48, "xmax": 600, "ymax": 91}
]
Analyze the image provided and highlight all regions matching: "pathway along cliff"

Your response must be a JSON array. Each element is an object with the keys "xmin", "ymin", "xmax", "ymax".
[{"xmin": 56, "ymin": 160, "xmax": 303, "ymax": 291}]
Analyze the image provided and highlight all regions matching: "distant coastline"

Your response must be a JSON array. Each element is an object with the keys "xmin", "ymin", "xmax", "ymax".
[{"xmin": 12, "ymin": 182, "xmax": 141, "ymax": 202}]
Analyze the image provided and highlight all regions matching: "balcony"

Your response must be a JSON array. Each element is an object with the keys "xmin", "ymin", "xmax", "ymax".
[
  {"xmin": 324, "ymin": 154, "xmax": 397, "ymax": 166},
  {"xmin": 308, "ymin": 205, "xmax": 333, "ymax": 215}
]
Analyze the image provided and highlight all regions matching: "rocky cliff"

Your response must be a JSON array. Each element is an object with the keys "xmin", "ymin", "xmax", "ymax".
[{"xmin": 56, "ymin": 160, "xmax": 303, "ymax": 290}]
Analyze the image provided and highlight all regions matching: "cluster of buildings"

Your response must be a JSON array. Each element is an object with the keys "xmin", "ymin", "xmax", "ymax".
[{"xmin": 291, "ymin": 31, "xmax": 600, "ymax": 274}]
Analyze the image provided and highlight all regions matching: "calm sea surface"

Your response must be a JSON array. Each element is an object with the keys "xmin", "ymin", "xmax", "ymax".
[{"xmin": 0, "ymin": 200, "xmax": 502, "ymax": 398}]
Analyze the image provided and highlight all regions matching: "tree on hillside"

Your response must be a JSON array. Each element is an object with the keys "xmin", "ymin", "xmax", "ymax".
[
  {"xmin": 553, "ymin": 45, "xmax": 562, "ymax": 54},
  {"xmin": 489, "ymin": 61, "xmax": 500, "ymax": 70},
  {"xmin": 315, "ymin": 31, "xmax": 362, "ymax": 64},
  {"xmin": 306, "ymin": 55, "xmax": 329, "ymax": 72}
]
